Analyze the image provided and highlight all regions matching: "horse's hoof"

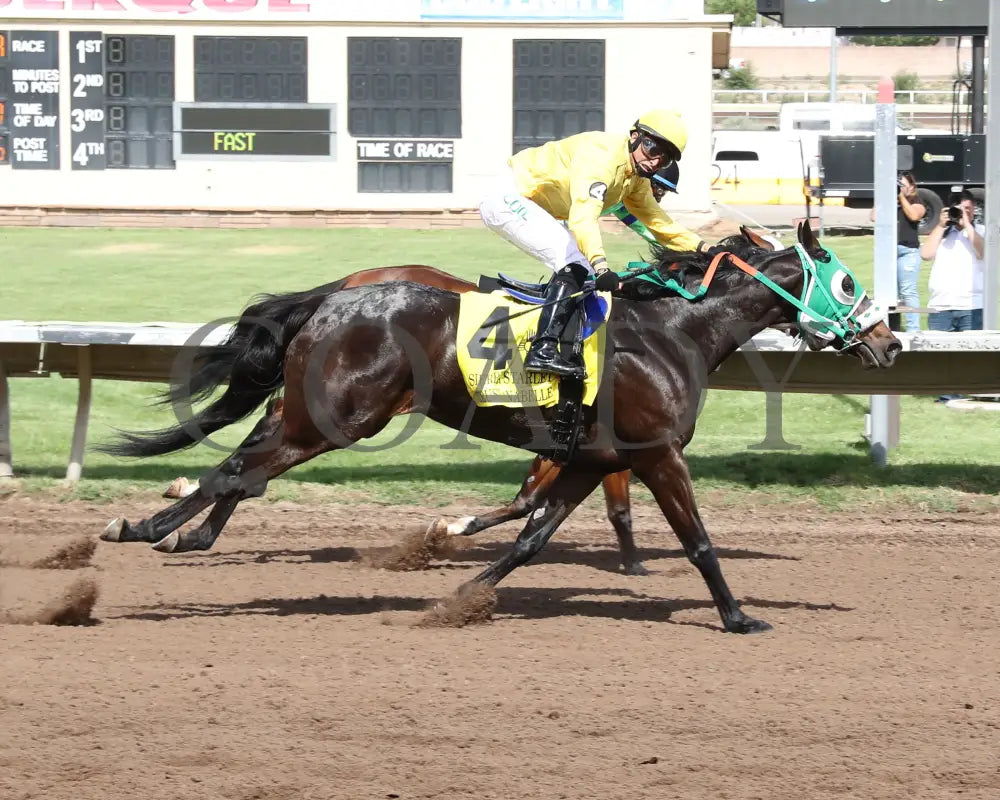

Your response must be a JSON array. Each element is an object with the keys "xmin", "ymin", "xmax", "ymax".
[
  {"xmin": 151, "ymin": 531, "xmax": 180, "ymax": 553},
  {"xmin": 101, "ymin": 518, "xmax": 125, "ymax": 542},
  {"xmin": 623, "ymin": 562, "xmax": 649, "ymax": 577},
  {"xmin": 424, "ymin": 518, "xmax": 449, "ymax": 542},
  {"xmin": 727, "ymin": 616, "xmax": 773, "ymax": 634},
  {"xmin": 446, "ymin": 516, "xmax": 476, "ymax": 536},
  {"xmin": 162, "ymin": 476, "xmax": 193, "ymax": 499}
]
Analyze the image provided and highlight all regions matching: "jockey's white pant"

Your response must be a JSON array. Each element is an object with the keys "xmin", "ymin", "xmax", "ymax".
[{"xmin": 478, "ymin": 168, "xmax": 591, "ymax": 275}]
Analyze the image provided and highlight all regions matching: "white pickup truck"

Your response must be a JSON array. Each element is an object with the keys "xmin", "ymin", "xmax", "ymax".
[{"xmin": 711, "ymin": 102, "xmax": 935, "ymax": 205}]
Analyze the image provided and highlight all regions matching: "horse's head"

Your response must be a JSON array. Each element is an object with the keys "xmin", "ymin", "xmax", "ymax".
[
  {"xmin": 633, "ymin": 225, "xmax": 901, "ymax": 370},
  {"xmin": 754, "ymin": 223, "xmax": 902, "ymax": 369}
]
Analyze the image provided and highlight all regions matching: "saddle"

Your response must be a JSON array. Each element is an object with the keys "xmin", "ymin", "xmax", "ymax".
[
  {"xmin": 480, "ymin": 272, "xmax": 547, "ymax": 300},
  {"xmin": 478, "ymin": 273, "xmax": 608, "ymax": 339}
]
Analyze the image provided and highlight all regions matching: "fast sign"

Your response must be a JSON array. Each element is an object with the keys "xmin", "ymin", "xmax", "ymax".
[{"xmin": 175, "ymin": 103, "xmax": 336, "ymax": 159}]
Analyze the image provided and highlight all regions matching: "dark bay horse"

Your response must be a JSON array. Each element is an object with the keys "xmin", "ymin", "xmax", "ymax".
[
  {"xmin": 161, "ymin": 263, "xmax": 647, "ymax": 574},
  {"xmin": 101, "ymin": 223, "xmax": 900, "ymax": 633}
]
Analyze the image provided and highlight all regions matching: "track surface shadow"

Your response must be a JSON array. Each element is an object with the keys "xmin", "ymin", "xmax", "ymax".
[
  {"xmin": 114, "ymin": 586, "xmax": 851, "ymax": 629},
  {"xmin": 159, "ymin": 541, "xmax": 800, "ymax": 574}
]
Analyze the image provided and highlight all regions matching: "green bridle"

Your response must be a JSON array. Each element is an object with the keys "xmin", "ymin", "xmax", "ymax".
[{"xmin": 621, "ymin": 243, "xmax": 885, "ymax": 350}]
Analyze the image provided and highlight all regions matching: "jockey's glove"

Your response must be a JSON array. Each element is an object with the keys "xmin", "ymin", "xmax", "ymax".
[{"xmin": 593, "ymin": 268, "xmax": 620, "ymax": 293}]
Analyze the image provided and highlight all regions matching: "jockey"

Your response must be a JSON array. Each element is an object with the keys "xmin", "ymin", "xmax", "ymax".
[{"xmin": 479, "ymin": 109, "xmax": 713, "ymax": 377}]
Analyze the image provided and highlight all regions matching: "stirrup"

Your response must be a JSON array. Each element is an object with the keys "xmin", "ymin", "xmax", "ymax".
[{"xmin": 524, "ymin": 340, "xmax": 584, "ymax": 378}]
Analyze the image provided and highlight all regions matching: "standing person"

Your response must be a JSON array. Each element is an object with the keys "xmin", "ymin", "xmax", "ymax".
[
  {"xmin": 921, "ymin": 189, "xmax": 985, "ymax": 332},
  {"xmin": 870, "ymin": 171, "xmax": 926, "ymax": 331},
  {"xmin": 478, "ymin": 110, "xmax": 720, "ymax": 377},
  {"xmin": 895, "ymin": 172, "xmax": 926, "ymax": 332}
]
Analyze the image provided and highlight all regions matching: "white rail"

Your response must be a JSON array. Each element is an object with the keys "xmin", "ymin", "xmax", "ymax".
[
  {"xmin": 712, "ymin": 88, "xmax": 963, "ymax": 104},
  {"xmin": 1, "ymin": 322, "xmax": 999, "ymax": 480}
]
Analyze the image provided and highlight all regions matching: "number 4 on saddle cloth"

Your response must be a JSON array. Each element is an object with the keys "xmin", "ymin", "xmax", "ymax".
[
  {"xmin": 456, "ymin": 276, "xmax": 612, "ymax": 408},
  {"xmin": 456, "ymin": 273, "xmax": 613, "ymax": 462}
]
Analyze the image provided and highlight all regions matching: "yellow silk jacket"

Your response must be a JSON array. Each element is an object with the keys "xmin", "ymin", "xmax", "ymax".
[{"xmin": 508, "ymin": 131, "xmax": 702, "ymax": 265}]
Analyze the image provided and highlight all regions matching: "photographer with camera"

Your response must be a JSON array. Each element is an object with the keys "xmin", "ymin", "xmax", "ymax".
[
  {"xmin": 871, "ymin": 172, "xmax": 925, "ymax": 331},
  {"xmin": 920, "ymin": 189, "xmax": 985, "ymax": 333},
  {"xmin": 895, "ymin": 172, "xmax": 926, "ymax": 331}
]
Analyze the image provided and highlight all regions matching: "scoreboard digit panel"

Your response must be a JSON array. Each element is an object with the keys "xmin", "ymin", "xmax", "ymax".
[
  {"xmin": 105, "ymin": 34, "xmax": 175, "ymax": 169},
  {"xmin": 347, "ymin": 37, "xmax": 461, "ymax": 138},
  {"xmin": 512, "ymin": 39, "xmax": 605, "ymax": 154},
  {"xmin": 194, "ymin": 36, "xmax": 308, "ymax": 103}
]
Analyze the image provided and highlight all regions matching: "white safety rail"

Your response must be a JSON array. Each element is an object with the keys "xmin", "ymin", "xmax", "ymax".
[
  {"xmin": 1, "ymin": 321, "xmax": 999, "ymax": 481},
  {"xmin": 712, "ymin": 89, "xmax": 958, "ymax": 105}
]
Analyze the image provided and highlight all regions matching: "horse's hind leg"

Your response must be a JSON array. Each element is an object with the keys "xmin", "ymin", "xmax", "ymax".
[
  {"xmin": 150, "ymin": 491, "xmax": 241, "ymax": 553},
  {"xmin": 100, "ymin": 400, "xmax": 285, "ymax": 547},
  {"xmin": 438, "ymin": 460, "xmax": 647, "ymax": 576},
  {"xmin": 602, "ymin": 470, "xmax": 647, "ymax": 576},
  {"xmin": 102, "ymin": 487, "xmax": 213, "ymax": 544},
  {"xmin": 441, "ymin": 455, "xmax": 560, "ymax": 536},
  {"xmin": 461, "ymin": 466, "xmax": 604, "ymax": 590},
  {"xmin": 163, "ymin": 376, "xmax": 401, "ymax": 551},
  {"xmin": 150, "ymin": 399, "xmax": 339, "ymax": 553}
]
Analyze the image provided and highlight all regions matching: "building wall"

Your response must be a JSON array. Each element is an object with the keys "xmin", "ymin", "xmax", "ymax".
[{"xmin": 0, "ymin": 3, "xmax": 726, "ymax": 213}]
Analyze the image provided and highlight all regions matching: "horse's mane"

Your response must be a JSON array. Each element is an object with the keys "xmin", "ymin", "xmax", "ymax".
[{"xmin": 615, "ymin": 233, "xmax": 793, "ymax": 301}]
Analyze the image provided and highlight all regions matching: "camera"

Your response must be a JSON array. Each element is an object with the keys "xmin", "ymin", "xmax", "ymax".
[{"xmin": 947, "ymin": 205, "xmax": 963, "ymax": 223}]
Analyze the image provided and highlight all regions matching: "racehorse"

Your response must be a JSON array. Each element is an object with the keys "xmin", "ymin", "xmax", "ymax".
[
  {"xmin": 160, "ymin": 263, "xmax": 648, "ymax": 574},
  {"xmin": 100, "ymin": 222, "xmax": 901, "ymax": 633}
]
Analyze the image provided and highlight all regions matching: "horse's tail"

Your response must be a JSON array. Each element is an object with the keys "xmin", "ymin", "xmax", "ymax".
[{"xmin": 100, "ymin": 281, "xmax": 345, "ymax": 459}]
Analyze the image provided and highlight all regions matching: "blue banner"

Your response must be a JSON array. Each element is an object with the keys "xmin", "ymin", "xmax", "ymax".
[{"xmin": 420, "ymin": 0, "xmax": 625, "ymax": 21}]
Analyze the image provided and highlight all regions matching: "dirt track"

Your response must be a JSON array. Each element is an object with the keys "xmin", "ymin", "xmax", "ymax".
[{"xmin": 1, "ymin": 494, "xmax": 999, "ymax": 800}]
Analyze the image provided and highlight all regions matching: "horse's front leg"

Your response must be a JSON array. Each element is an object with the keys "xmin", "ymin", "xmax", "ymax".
[{"xmin": 632, "ymin": 445, "xmax": 771, "ymax": 634}]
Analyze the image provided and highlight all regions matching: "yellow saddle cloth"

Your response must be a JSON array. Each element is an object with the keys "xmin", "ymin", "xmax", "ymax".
[{"xmin": 455, "ymin": 289, "xmax": 611, "ymax": 408}]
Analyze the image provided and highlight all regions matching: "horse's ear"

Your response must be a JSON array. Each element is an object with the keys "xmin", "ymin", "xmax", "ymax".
[
  {"xmin": 798, "ymin": 220, "xmax": 820, "ymax": 251},
  {"xmin": 741, "ymin": 226, "xmax": 776, "ymax": 251}
]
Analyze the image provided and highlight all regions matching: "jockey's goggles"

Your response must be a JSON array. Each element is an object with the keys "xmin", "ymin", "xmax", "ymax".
[{"xmin": 639, "ymin": 135, "xmax": 676, "ymax": 163}]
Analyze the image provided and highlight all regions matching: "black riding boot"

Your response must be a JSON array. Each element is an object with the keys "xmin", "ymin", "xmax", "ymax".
[{"xmin": 524, "ymin": 265, "xmax": 586, "ymax": 378}]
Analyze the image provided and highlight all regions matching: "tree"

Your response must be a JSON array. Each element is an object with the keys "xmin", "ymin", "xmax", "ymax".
[
  {"xmin": 721, "ymin": 62, "xmax": 760, "ymax": 90},
  {"xmin": 705, "ymin": 0, "xmax": 757, "ymax": 27}
]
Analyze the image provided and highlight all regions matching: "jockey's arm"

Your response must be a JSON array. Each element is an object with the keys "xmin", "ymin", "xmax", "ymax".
[
  {"xmin": 566, "ymin": 149, "xmax": 619, "ymax": 271},
  {"xmin": 624, "ymin": 184, "xmax": 703, "ymax": 252}
]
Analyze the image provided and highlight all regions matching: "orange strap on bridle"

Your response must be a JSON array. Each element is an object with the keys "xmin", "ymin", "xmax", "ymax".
[{"xmin": 673, "ymin": 250, "xmax": 760, "ymax": 294}]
